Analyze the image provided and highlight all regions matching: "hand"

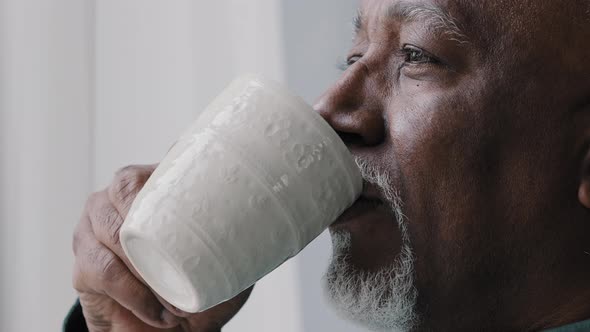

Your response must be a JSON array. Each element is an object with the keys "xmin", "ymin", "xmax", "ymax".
[{"xmin": 72, "ymin": 164, "xmax": 253, "ymax": 332}]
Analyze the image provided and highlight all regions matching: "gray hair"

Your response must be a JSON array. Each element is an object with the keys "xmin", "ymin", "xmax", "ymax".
[
  {"xmin": 322, "ymin": 158, "xmax": 418, "ymax": 332},
  {"xmin": 388, "ymin": 2, "xmax": 469, "ymax": 45}
]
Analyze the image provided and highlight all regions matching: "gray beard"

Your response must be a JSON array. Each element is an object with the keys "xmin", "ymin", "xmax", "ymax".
[{"xmin": 322, "ymin": 158, "xmax": 419, "ymax": 332}]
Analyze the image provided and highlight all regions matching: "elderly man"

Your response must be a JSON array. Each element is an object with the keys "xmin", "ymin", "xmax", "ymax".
[{"xmin": 65, "ymin": 0, "xmax": 590, "ymax": 331}]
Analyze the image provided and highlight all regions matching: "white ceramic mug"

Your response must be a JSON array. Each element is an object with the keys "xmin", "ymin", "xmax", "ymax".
[{"xmin": 120, "ymin": 75, "xmax": 362, "ymax": 313}]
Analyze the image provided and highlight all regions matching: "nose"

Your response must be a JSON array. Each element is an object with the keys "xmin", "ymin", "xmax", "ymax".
[{"xmin": 313, "ymin": 65, "xmax": 386, "ymax": 148}]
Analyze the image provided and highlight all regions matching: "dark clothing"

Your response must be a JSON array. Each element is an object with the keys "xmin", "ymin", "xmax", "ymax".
[
  {"xmin": 63, "ymin": 299, "xmax": 590, "ymax": 332},
  {"xmin": 63, "ymin": 300, "xmax": 87, "ymax": 332}
]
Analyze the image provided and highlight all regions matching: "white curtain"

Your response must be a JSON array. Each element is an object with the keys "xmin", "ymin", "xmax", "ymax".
[
  {"xmin": 0, "ymin": 0, "xmax": 93, "ymax": 330},
  {"xmin": 0, "ymin": 1, "xmax": 361, "ymax": 331}
]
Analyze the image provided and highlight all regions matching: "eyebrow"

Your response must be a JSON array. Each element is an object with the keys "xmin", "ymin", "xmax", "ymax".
[
  {"xmin": 353, "ymin": 8, "xmax": 364, "ymax": 34},
  {"xmin": 354, "ymin": 2, "xmax": 469, "ymax": 44}
]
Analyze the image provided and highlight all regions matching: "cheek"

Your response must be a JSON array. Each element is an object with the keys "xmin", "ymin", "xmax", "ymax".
[
  {"xmin": 386, "ymin": 92, "xmax": 498, "ymax": 240},
  {"xmin": 385, "ymin": 94, "xmax": 507, "ymax": 295},
  {"xmin": 388, "ymin": 94, "xmax": 477, "ymax": 169}
]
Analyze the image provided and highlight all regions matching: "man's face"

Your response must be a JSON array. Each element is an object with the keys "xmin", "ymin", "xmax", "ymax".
[{"xmin": 316, "ymin": 0, "xmax": 590, "ymax": 331}]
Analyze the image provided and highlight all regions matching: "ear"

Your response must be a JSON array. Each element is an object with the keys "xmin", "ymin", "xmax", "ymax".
[{"xmin": 579, "ymin": 148, "xmax": 590, "ymax": 209}]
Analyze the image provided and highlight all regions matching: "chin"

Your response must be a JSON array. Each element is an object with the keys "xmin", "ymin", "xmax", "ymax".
[
  {"xmin": 323, "ymin": 222, "xmax": 419, "ymax": 332},
  {"xmin": 329, "ymin": 199, "xmax": 404, "ymax": 272}
]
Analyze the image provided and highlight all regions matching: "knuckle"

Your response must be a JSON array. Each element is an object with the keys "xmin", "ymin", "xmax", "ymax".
[
  {"xmin": 101, "ymin": 256, "xmax": 125, "ymax": 285},
  {"xmin": 72, "ymin": 263, "xmax": 85, "ymax": 293},
  {"xmin": 84, "ymin": 190, "xmax": 124, "ymax": 248},
  {"xmin": 72, "ymin": 225, "xmax": 82, "ymax": 256},
  {"xmin": 105, "ymin": 209, "xmax": 123, "ymax": 247},
  {"xmin": 91, "ymin": 247, "xmax": 125, "ymax": 285},
  {"xmin": 73, "ymin": 215, "xmax": 92, "ymax": 257},
  {"xmin": 110, "ymin": 165, "xmax": 148, "ymax": 204},
  {"xmin": 92, "ymin": 203, "xmax": 123, "ymax": 248}
]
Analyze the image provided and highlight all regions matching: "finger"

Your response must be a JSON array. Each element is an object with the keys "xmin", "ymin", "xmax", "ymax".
[
  {"xmin": 73, "ymin": 211, "xmax": 99, "ymax": 292},
  {"xmin": 108, "ymin": 164, "xmax": 158, "ymax": 218},
  {"xmin": 75, "ymin": 220, "xmax": 179, "ymax": 328},
  {"xmin": 87, "ymin": 190, "xmax": 136, "ymax": 272},
  {"xmin": 90, "ymin": 187, "xmax": 191, "ymax": 318}
]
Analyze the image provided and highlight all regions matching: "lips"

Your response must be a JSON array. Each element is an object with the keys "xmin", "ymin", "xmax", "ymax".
[{"xmin": 331, "ymin": 181, "xmax": 387, "ymax": 227}]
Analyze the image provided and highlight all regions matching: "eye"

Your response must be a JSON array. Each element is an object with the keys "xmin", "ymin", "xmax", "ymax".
[
  {"xmin": 347, "ymin": 55, "xmax": 363, "ymax": 66},
  {"xmin": 337, "ymin": 54, "xmax": 363, "ymax": 71},
  {"xmin": 401, "ymin": 45, "xmax": 437, "ymax": 64}
]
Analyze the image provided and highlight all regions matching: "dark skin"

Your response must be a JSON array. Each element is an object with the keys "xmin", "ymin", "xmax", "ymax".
[
  {"xmin": 73, "ymin": 1, "xmax": 590, "ymax": 331},
  {"xmin": 322, "ymin": 0, "xmax": 590, "ymax": 331}
]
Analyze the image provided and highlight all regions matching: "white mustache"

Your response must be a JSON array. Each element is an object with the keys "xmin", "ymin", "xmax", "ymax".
[
  {"xmin": 354, "ymin": 157, "xmax": 409, "ymax": 241},
  {"xmin": 322, "ymin": 157, "xmax": 419, "ymax": 332}
]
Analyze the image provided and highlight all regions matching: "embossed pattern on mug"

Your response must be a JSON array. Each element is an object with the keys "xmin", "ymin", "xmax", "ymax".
[{"xmin": 120, "ymin": 75, "xmax": 363, "ymax": 313}]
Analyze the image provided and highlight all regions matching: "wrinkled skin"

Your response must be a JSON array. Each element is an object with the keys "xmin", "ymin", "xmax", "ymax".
[
  {"xmin": 72, "ymin": 165, "xmax": 253, "ymax": 332},
  {"xmin": 316, "ymin": 0, "xmax": 590, "ymax": 331},
  {"xmin": 73, "ymin": 0, "xmax": 590, "ymax": 331}
]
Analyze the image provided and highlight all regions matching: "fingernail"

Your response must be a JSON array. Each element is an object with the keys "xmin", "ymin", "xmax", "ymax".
[{"xmin": 161, "ymin": 309, "xmax": 179, "ymax": 325}]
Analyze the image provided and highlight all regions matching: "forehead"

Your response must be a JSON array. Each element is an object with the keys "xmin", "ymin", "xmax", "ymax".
[
  {"xmin": 358, "ymin": 0, "xmax": 465, "ymax": 24},
  {"xmin": 356, "ymin": 0, "xmax": 486, "ymax": 50},
  {"xmin": 358, "ymin": 0, "xmax": 468, "ymax": 44},
  {"xmin": 357, "ymin": 0, "xmax": 590, "ymax": 46},
  {"xmin": 360, "ymin": 0, "xmax": 590, "ymax": 33}
]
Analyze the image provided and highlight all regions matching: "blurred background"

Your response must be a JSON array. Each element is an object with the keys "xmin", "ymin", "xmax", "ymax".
[{"xmin": 0, "ymin": 0, "xmax": 371, "ymax": 331}]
